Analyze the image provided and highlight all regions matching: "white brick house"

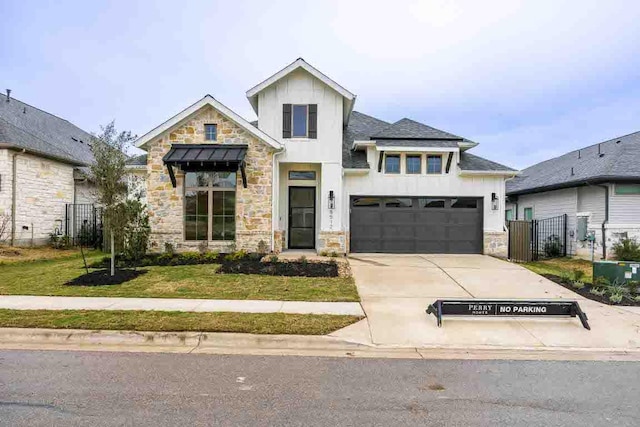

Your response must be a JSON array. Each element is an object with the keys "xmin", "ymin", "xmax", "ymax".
[
  {"xmin": 132, "ymin": 59, "xmax": 517, "ymax": 256},
  {"xmin": 0, "ymin": 91, "xmax": 96, "ymax": 246}
]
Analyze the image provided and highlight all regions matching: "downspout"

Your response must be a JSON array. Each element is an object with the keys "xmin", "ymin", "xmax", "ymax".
[
  {"xmin": 10, "ymin": 149, "xmax": 25, "ymax": 246},
  {"xmin": 271, "ymin": 146, "xmax": 285, "ymax": 253},
  {"xmin": 597, "ymin": 184, "xmax": 609, "ymax": 259}
]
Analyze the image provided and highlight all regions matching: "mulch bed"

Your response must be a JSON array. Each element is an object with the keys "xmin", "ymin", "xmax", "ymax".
[
  {"xmin": 542, "ymin": 274, "xmax": 640, "ymax": 306},
  {"xmin": 66, "ymin": 269, "xmax": 147, "ymax": 286},
  {"xmin": 217, "ymin": 259, "xmax": 338, "ymax": 277}
]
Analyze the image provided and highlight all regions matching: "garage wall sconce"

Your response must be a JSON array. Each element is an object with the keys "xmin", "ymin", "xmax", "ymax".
[
  {"xmin": 328, "ymin": 190, "xmax": 335, "ymax": 210},
  {"xmin": 491, "ymin": 193, "xmax": 499, "ymax": 211}
]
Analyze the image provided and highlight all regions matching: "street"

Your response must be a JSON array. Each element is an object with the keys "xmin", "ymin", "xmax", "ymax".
[{"xmin": 0, "ymin": 350, "xmax": 639, "ymax": 426}]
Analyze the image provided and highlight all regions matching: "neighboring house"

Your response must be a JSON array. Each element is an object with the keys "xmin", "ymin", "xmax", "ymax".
[
  {"xmin": 132, "ymin": 58, "xmax": 516, "ymax": 255},
  {"xmin": 0, "ymin": 91, "xmax": 96, "ymax": 246},
  {"xmin": 506, "ymin": 131, "xmax": 640, "ymax": 259}
]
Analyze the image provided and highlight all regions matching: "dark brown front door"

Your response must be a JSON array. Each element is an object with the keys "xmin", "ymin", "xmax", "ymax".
[{"xmin": 289, "ymin": 187, "xmax": 316, "ymax": 249}]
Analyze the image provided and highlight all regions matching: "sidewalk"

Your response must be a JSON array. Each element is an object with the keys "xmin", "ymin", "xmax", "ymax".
[{"xmin": 0, "ymin": 295, "xmax": 364, "ymax": 316}]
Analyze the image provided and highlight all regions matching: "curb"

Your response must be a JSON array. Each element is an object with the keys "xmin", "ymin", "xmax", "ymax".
[{"xmin": 1, "ymin": 328, "xmax": 640, "ymax": 361}]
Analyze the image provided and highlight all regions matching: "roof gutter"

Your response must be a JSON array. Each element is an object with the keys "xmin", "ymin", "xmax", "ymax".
[
  {"xmin": 595, "ymin": 184, "xmax": 610, "ymax": 260},
  {"xmin": 507, "ymin": 176, "xmax": 640, "ymax": 197}
]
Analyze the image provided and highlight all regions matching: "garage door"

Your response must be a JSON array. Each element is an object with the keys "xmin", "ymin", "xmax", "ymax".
[{"xmin": 349, "ymin": 196, "xmax": 483, "ymax": 253}]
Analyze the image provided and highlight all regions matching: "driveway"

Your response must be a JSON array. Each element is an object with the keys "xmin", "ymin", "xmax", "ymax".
[{"xmin": 331, "ymin": 254, "xmax": 640, "ymax": 350}]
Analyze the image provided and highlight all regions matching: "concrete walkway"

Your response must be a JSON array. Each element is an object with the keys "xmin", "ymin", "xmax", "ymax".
[
  {"xmin": 331, "ymin": 254, "xmax": 640, "ymax": 350},
  {"xmin": 0, "ymin": 295, "xmax": 364, "ymax": 316}
]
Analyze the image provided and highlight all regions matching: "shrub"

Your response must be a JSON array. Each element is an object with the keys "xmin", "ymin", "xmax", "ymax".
[
  {"xmin": 609, "ymin": 292, "xmax": 624, "ymax": 304},
  {"xmin": 267, "ymin": 254, "xmax": 279, "ymax": 263},
  {"xmin": 572, "ymin": 269, "xmax": 585, "ymax": 282},
  {"xmin": 164, "ymin": 242, "xmax": 175, "ymax": 255},
  {"xmin": 543, "ymin": 235, "xmax": 562, "ymax": 257},
  {"xmin": 612, "ymin": 238, "xmax": 640, "ymax": 261},
  {"xmin": 121, "ymin": 199, "xmax": 150, "ymax": 266},
  {"xmin": 594, "ymin": 276, "xmax": 611, "ymax": 287},
  {"xmin": 626, "ymin": 280, "xmax": 640, "ymax": 295},
  {"xmin": 589, "ymin": 287, "xmax": 606, "ymax": 296},
  {"xmin": 224, "ymin": 250, "xmax": 248, "ymax": 261},
  {"xmin": 49, "ymin": 233, "xmax": 71, "ymax": 249},
  {"xmin": 571, "ymin": 280, "xmax": 585, "ymax": 290}
]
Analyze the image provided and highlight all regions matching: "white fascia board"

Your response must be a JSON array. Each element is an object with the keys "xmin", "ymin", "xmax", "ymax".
[
  {"xmin": 375, "ymin": 146, "xmax": 459, "ymax": 153},
  {"xmin": 458, "ymin": 170, "xmax": 520, "ymax": 177},
  {"xmin": 246, "ymin": 58, "xmax": 356, "ymax": 114},
  {"xmin": 352, "ymin": 140, "xmax": 376, "ymax": 150},
  {"xmin": 343, "ymin": 168, "xmax": 370, "ymax": 175},
  {"xmin": 134, "ymin": 95, "xmax": 282, "ymax": 150},
  {"xmin": 458, "ymin": 141, "xmax": 479, "ymax": 151}
]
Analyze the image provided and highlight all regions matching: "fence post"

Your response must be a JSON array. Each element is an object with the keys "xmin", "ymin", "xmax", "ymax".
[
  {"xmin": 507, "ymin": 221, "xmax": 511, "ymax": 260},
  {"xmin": 563, "ymin": 213, "xmax": 568, "ymax": 257}
]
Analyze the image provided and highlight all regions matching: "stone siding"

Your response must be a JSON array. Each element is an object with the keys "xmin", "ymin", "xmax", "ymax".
[
  {"xmin": 10, "ymin": 152, "xmax": 75, "ymax": 245},
  {"xmin": 273, "ymin": 230, "xmax": 285, "ymax": 253},
  {"xmin": 318, "ymin": 231, "xmax": 347, "ymax": 254},
  {"xmin": 484, "ymin": 231, "xmax": 508, "ymax": 258},
  {"xmin": 145, "ymin": 105, "xmax": 274, "ymax": 253}
]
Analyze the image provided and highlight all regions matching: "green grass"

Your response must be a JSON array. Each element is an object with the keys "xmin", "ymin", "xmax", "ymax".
[
  {"xmin": 522, "ymin": 257, "xmax": 593, "ymax": 283},
  {"xmin": 0, "ymin": 309, "xmax": 362, "ymax": 335},
  {"xmin": 0, "ymin": 251, "xmax": 359, "ymax": 302}
]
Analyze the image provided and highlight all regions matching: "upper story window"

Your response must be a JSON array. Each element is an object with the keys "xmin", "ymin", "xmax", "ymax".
[
  {"xmin": 385, "ymin": 154, "xmax": 400, "ymax": 174},
  {"xmin": 204, "ymin": 124, "xmax": 217, "ymax": 141},
  {"xmin": 426, "ymin": 155, "xmax": 442, "ymax": 174},
  {"xmin": 406, "ymin": 155, "xmax": 422, "ymax": 174},
  {"xmin": 283, "ymin": 104, "xmax": 317, "ymax": 139}
]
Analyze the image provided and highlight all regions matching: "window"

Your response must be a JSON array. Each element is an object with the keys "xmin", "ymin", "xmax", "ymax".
[
  {"xmin": 184, "ymin": 171, "xmax": 236, "ymax": 241},
  {"xmin": 451, "ymin": 198, "xmax": 478, "ymax": 209},
  {"xmin": 505, "ymin": 209, "xmax": 514, "ymax": 221},
  {"xmin": 524, "ymin": 207, "xmax": 533, "ymax": 220},
  {"xmin": 426, "ymin": 155, "xmax": 442, "ymax": 174},
  {"xmin": 615, "ymin": 184, "xmax": 640, "ymax": 195},
  {"xmin": 352, "ymin": 197, "xmax": 381, "ymax": 207},
  {"xmin": 385, "ymin": 155, "xmax": 400, "ymax": 174},
  {"xmin": 420, "ymin": 198, "xmax": 445, "ymax": 208},
  {"xmin": 204, "ymin": 124, "xmax": 217, "ymax": 141},
  {"xmin": 289, "ymin": 171, "xmax": 316, "ymax": 180},
  {"xmin": 406, "ymin": 155, "xmax": 422, "ymax": 174},
  {"xmin": 385, "ymin": 198, "xmax": 413, "ymax": 208},
  {"xmin": 292, "ymin": 105, "xmax": 308, "ymax": 137}
]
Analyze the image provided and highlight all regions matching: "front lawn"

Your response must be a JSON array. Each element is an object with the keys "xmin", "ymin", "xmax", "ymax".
[
  {"xmin": 523, "ymin": 257, "xmax": 593, "ymax": 284},
  {"xmin": 0, "ymin": 309, "xmax": 361, "ymax": 335},
  {"xmin": 0, "ymin": 251, "xmax": 359, "ymax": 302}
]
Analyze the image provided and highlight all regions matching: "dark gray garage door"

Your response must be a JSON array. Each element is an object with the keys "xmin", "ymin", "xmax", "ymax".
[{"xmin": 349, "ymin": 196, "xmax": 483, "ymax": 254}]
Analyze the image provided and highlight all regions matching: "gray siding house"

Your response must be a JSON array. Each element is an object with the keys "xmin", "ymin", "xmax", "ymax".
[
  {"xmin": 506, "ymin": 131, "xmax": 640, "ymax": 259},
  {"xmin": 0, "ymin": 91, "xmax": 96, "ymax": 245}
]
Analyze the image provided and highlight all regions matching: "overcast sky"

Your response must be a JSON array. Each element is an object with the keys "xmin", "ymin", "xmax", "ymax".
[{"xmin": 2, "ymin": 0, "xmax": 639, "ymax": 169}]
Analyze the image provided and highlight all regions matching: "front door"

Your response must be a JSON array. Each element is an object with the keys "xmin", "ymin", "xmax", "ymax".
[{"xmin": 288, "ymin": 187, "xmax": 316, "ymax": 249}]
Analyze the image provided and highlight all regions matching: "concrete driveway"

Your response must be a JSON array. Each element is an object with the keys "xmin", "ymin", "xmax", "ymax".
[{"xmin": 331, "ymin": 254, "xmax": 640, "ymax": 350}]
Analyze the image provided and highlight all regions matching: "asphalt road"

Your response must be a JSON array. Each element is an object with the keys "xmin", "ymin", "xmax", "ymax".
[{"xmin": 1, "ymin": 350, "xmax": 639, "ymax": 426}]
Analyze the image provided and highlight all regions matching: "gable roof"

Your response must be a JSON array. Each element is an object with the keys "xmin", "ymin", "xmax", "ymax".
[
  {"xmin": 0, "ymin": 93, "xmax": 94, "ymax": 165},
  {"xmin": 342, "ymin": 111, "xmax": 390, "ymax": 168},
  {"xmin": 506, "ymin": 131, "xmax": 640, "ymax": 195},
  {"xmin": 246, "ymin": 58, "xmax": 356, "ymax": 122},
  {"xmin": 134, "ymin": 95, "xmax": 282, "ymax": 149},
  {"xmin": 372, "ymin": 118, "xmax": 464, "ymax": 140}
]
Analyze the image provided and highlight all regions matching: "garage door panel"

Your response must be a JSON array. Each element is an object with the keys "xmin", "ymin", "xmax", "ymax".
[{"xmin": 350, "ymin": 196, "xmax": 482, "ymax": 254}]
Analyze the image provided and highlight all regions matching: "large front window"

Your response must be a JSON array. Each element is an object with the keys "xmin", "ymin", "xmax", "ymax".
[{"xmin": 184, "ymin": 171, "xmax": 236, "ymax": 241}]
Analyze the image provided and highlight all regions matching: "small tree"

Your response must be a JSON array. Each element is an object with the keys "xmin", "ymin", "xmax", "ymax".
[
  {"xmin": 90, "ymin": 122, "xmax": 135, "ymax": 276},
  {"xmin": 121, "ymin": 198, "xmax": 150, "ymax": 266}
]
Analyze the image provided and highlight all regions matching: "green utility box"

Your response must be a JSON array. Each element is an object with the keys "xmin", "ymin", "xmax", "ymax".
[{"xmin": 593, "ymin": 261, "xmax": 640, "ymax": 284}]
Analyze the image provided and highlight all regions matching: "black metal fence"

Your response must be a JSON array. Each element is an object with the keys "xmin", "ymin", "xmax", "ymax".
[
  {"xmin": 508, "ymin": 214, "xmax": 567, "ymax": 262},
  {"xmin": 64, "ymin": 204, "xmax": 103, "ymax": 248}
]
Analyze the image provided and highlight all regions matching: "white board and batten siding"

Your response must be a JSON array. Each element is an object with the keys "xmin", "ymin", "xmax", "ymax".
[{"xmin": 609, "ymin": 184, "xmax": 640, "ymax": 225}]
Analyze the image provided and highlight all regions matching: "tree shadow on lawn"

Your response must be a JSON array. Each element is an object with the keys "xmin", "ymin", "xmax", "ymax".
[{"xmin": 65, "ymin": 269, "xmax": 148, "ymax": 286}]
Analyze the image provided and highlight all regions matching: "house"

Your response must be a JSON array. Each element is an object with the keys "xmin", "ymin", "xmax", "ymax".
[
  {"xmin": 0, "ymin": 91, "xmax": 96, "ymax": 246},
  {"xmin": 132, "ymin": 58, "xmax": 517, "ymax": 255},
  {"xmin": 506, "ymin": 131, "xmax": 640, "ymax": 259}
]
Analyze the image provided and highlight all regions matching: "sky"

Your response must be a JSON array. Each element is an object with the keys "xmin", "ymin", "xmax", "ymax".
[{"xmin": 1, "ymin": 0, "xmax": 639, "ymax": 169}]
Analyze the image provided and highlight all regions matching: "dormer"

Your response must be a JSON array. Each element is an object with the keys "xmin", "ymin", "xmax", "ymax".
[{"xmin": 245, "ymin": 58, "xmax": 356, "ymax": 162}]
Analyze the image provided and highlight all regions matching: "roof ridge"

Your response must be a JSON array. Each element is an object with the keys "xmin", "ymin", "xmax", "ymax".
[{"xmin": 0, "ymin": 93, "xmax": 91, "ymax": 139}]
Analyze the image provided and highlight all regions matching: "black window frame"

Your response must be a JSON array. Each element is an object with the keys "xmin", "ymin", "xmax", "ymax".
[
  {"xmin": 288, "ymin": 171, "xmax": 317, "ymax": 181},
  {"xmin": 184, "ymin": 171, "xmax": 236, "ymax": 241}
]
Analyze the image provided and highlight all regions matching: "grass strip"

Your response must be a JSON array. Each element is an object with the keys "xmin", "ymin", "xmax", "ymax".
[{"xmin": 0, "ymin": 309, "xmax": 362, "ymax": 335}]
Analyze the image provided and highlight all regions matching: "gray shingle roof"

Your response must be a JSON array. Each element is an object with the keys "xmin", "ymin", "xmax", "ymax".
[
  {"xmin": 376, "ymin": 139, "xmax": 460, "ymax": 148},
  {"xmin": 343, "ymin": 111, "xmax": 390, "ymax": 168},
  {"xmin": 372, "ymin": 118, "xmax": 464, "ymax": 140},
  {"xmin": 0, "ymin": 93, "xmax": 94, "ymax": 165},
  {"xmin": 126, "ymin": 153, "xmax": 148, "ymax": 166},
  {"xmin": 459, "ymin": 152, "xmax": 516, "ymax": 172},
  {"xmin": 506, "ymin": 131, "xmax": 640, "ymax": 195}
]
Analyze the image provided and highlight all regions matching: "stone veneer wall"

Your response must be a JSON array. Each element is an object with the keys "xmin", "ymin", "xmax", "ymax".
[
  {"xmin": 273, "ymin": 230, "xmax": 285, "ymax": 254},
  {"xmin": 145, "ymin": 105, "xmax": 274, "ymax": 253},
  {"xmin": 318, "ymin": 231, "xmax": 347, "ymax": 254},
  {"xmin": 484, "ymin": 231, "xmax": 508, "ymax": 258}
]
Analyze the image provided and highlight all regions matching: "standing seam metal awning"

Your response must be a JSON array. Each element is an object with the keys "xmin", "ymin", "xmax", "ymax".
[{"xmin": 162, "ymin": 144, "xmax": 248, "ymax": 188}]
